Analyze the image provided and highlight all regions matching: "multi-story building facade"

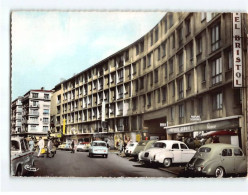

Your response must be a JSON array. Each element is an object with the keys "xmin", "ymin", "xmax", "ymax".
[
  {"xmin": 11, "ymin": 97, "xmax": 23, "ymax": 134},
  {"xmin": 20, "ymin": 88, "xmax": 53, "ymax": 136},
  {"xmin": 51, "ymin": 12, "xmax": 247, "ymax": 152}
]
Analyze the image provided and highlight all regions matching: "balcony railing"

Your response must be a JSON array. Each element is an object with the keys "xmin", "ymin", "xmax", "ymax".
[{"xmin": 27, "ymin": 120, "xmax": 39, "ymax": 124}]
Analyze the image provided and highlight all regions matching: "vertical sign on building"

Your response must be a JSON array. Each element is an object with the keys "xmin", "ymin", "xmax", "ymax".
[
  {"xmin": 233, "ymin": 13, "xmax": 243, "ymax": 88},
  {"xmin": 101, "ymin": 100, "xmax": 105, "ymax": 122},
  {"xmin": 63, "ymin": 119, "xmax": 66, "ymax": 135}
]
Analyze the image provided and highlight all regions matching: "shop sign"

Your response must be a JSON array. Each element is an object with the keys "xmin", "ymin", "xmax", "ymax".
[
  {"xmin": 190, "ymin": 115, "xmax": 201, "ymax": 122},
  {"xmin": 233, "ymin": 13, "xmax": 243, "ymax": 88},
  {"xmin": 160, "ymin": 122, "xmax": 168, "ymax": 127},
  {"xmin": 167, "ymin": 125, "xmax": 194, "ymax": 134}
]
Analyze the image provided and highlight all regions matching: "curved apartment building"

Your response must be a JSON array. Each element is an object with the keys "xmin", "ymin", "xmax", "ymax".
[{"xmin": 50, "ymin": 12, "xmax": 248, "ymax": 151}]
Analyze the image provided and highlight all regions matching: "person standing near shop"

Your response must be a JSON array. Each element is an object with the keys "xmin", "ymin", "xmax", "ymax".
[{"xmin": 37, "ymin": 136, "xmax": 45, "ymax": 158}]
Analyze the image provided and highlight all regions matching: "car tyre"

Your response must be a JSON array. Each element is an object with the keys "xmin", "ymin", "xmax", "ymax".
[
  {"xmin": 105, "ymin": 154, "xmax": 108, "ymax": 158},
  {"xmin": 16, "ymin": 166, "xmax": 22, "ymax": 176},
  {"xmin": 163, "ymin": 158, "xmax": 172, "ymax": 168},
  {"xmin": 215, "ymin": 166, "xmax": 225, "ymax": 178}
]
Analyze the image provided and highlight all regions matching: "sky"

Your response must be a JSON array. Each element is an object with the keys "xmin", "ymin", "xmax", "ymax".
[{"xmin": 11, "ymin": 11, "xmax": 166, "ymax": 100}]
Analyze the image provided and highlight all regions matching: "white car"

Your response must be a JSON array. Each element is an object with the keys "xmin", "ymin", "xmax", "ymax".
[
  {"xmin": 11, "ymin": 136, "xmax": 35, "ymax": 176},
  {"xmin": 139, "ymin": 140, "xmax": 196, "ymax": 167},
  {"xmin": 89, "ymin": 141, "xmax": 108, "ymax": 158},
  {"xmin": 76, "ymin": 142, "xmax": 90, "ymax": 152},
  {"xmin": 124, "ymin": 142, "xmax": 138, "ymax": 157}
]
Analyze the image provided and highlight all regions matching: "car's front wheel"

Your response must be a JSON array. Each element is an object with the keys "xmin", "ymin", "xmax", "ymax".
[
  {"xmin": 215, "ymin": 166, "xmax": 225, "ymax": 178},
  {"xmin": 163, "ymin": 158, "xmax": 172, "ymax": 168}
]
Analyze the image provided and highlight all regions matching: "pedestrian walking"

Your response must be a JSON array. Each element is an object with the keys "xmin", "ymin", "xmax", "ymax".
[
  {"xmin": 37, "ymin": 136, "xmax": 45, "ymax": 158},
  {"xmin": 47, "ymin": 138, "xmax": 53, "ymax": 158},
  {"xmin": 71, "ymin": 140, "xmax": 75, "ymax": 153},
  {"xmin": 29, "ymin": 137, "xmax": 34, "ymax": 151}
]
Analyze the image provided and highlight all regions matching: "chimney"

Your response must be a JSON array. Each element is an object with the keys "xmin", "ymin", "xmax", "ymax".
[{"xmin": 41, "ymin": 87, "xmax": 44, "ymax": 90}]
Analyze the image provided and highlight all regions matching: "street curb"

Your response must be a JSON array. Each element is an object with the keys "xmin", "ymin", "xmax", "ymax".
[
  {"xmin": 116, "ymin": 153, "xmax": 180, "ymax": 175},
  {"xmin": 158, "ymin": 167, "xmax": 179, "ymax": 175}
]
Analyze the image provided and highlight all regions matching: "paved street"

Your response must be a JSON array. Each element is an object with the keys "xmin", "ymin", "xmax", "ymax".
[{"xmin": 30, "ymin": 150, "xmax": 177, "ymax": 177}]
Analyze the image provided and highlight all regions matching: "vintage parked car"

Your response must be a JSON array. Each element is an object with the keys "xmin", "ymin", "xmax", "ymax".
[
  {"xmin": 11, "ymin": 136, "xmax": 35, "ymax": 176},
  {"xmin": 131, "ymin": 140, "xmax": 157, "ymax": 160},
  {"xmin": 89, "ymin": 141, "xmax": 108, "ymax": 158},
  {"xmin": 185, "ymin": 143, "xmax": 247, "ymax": 178},
  {"xmin": 124, "ymin": 142, "xmax": 138, "ymax": 157},
  {"xmin": 58, "ymin": 142, "xmax": 66, "ymax": 150},
  {"xmin": 139, "ymin": 140, "xmax": 196, "ymax": 167},
  {"xmin": 76, "ymin": 142, "xmax": 90, "ymax": 152},
  {"xmin": 58, "ymin": 142, "xmax": 71, "ymax": 150}
]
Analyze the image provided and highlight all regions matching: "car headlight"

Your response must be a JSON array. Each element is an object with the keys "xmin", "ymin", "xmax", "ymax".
[{"xmin": 197, "ymin": 166, "xmax": 204, "ymax": 172}]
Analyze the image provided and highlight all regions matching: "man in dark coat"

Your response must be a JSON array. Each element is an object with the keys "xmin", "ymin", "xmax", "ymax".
[{"xmin": 71, "ymin": 140, "xmax": 75, "ymax": 153}]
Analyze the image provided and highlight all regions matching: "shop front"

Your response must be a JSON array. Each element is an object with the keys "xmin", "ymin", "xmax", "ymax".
[{"xmin": 165, "ymin": 115, "xmax": 243, "ymax": 150}]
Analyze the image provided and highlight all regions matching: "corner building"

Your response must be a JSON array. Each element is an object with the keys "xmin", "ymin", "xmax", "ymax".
[{"xmin": 51, "ymin": 12, "xmax": 248, "ymax": 151}]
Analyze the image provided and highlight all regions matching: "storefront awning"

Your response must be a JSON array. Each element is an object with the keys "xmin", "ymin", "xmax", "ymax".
[{"xmin": 165, "ymin": 115, "xmax": 241, "ymax": 134}]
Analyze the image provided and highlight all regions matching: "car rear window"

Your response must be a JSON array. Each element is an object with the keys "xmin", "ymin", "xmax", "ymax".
[
  {"xmin": 93, "ymin": 142, "xmax": 106, "ymax": 147},
  {"xmin": 138, "ymin": 141, "xmax": 147, "ymax": 146},
  {"xmin": 199, "ymin": 147, "xmax": 211, "ymax": 153},
  {"xmin": 11, "ymin": 140, "xmax": 20, "ymax": 151},
  {"xmin": 153, "ymin": 142, "xmax": 166, "ymax": 148}
]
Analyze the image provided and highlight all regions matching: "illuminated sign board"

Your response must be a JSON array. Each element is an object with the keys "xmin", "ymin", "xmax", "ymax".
[{"xmin": 233, "ymin": 13, "xmax": 243, "ymax": 88}]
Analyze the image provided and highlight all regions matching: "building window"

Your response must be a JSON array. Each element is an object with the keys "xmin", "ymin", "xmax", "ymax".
[
  {"xmin": 140, "ymin": 40, "xmax": 144, "ymax": 53},
  {"xmin": 178, "ymin": 78, "xmax": 184, "ymax": 99},
  {"xmin": 198, "ymin": 97, "xmax": 203, "ymax": 116},
  {"xmin": 143, "ymin": 95, "xmax": 146, "ymax": 107},
  {"xmin": 212, "ymin": 57, "xmax": 222, "ymax": 85},
  {"xmin": 140, "ymin": 77, "xmax": 144, "ymax": 89},
  {"xmin": 162, "ymin": 41, "xmax": 166, "ymax": 57},
  {"xmin": 150, "ymin": 72, "xmax": 153, "ymax": 86},
  {"xmin": 44, "ymin": 94, "xmax": 49, "ymax": 100},
  {"xmin": 185, "ymin": 18, "xmax": 191, "ymax": 36},
  {"xmin": 143, "ymin": 57, "xmax": 146, "ymax": 69},
  {"xmin": 135, "ymin": 80, "xmax": 139, "ymax": 92},
  {"xmin": 150, "ymin": 32, "xmax": 153, "ymax": 46},
  {"xmin": 213, "ymin": 92, "xmax": 223, "ymax": 110},
  {"xmin": 155, "ymin": 27, "xmax": 159, "ymax": 42},
  {"xmin": 178, "ymin": 52, "xmax": 184, "ymax": 73},
  {"xmin": 169, "ymin": 58, "xmax": 173, "ymax": 74},
  {"xmin": 154, "ymin": 69, "xmax": 159, "ymax": 83},
  {"xmin": 202, "ymin": 64, "xmax": 206, "ymax": 82},
  {"xmin": 197, "ymin": 37, "xmax": 202, "ymax": 54},
  {"xmin": 170, "ymin": 107, "xmax": 174, "ymax": 121},
  {"xmin": 148, "ymin": 53, "xmax": 152, "ymax": 67},
  {"xmin": 147, "ymin": 93, "xmax": 152, "ymax": 107},
  {"xmin": 43, "ymin": 109, "xmax": 49, "ymax": 115},
  {"xmin": 157, "ymin": 47, "xmax": 160, "ymax": 61},
  {"xmin": 133, "ymin": 63, "xmax": 136, "ymax": 75},
  {"xmin": 201, "ymin": 12, "xmax": 206, "ymax": 21},
  {"xmin": 169, "ymin": 13, "xmax": 173, "ymax": 28},
  {"xmin": 164, "ymin": 18, "xmax": 167, "ymax": 33},
  {"xmin": 43, "ymin": 126, "xmax": 48, "ymax": 131},
  {"xmin": 179, "ymin": 104, "xmax": 184, "ymax": 120},
  {"xmin": 172, "ymin": 81, "xmax": 175, "ymax": 97},
  {"xmin": 227, "ymin": 50, "xmax": 233, "ymax": 70},
  {"xmin": 172, "ymin": 33, "xmax": 175, "ymax": 49},
  {"xmin": 157, "ymin": 89, "xmax": 160, "ymax": 103},
  {"xmin": 189, "ymin": 42, "xmax": 194, "ymax": 64},
  {"xmin": 162, "ymin": 86, "xmax": 167, "ymax": 101},
  {"xmin": 178, "ymin": 27, "xmax": 183, "ymax": 47},
  {"xmin": 187, "ymin": 74, "xmax": 191, "ymax": 90},
  {"xmin": 136, "ymin": 44, "xmax": 139, "ymax": 56},
  {"xmin": 43, "ymin": 118, "xmax": 49, "ymax": 123},
  {"xmin": 164, "ymin": 63, "xmax": 167, "ymax": 78},
  {"xmin": 32, "ymin": 93, "xmax": 38, "ymax": 98},
  {"xmin": 211, "ymin": 23, "xmax": 221, "ymax": 51}
]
